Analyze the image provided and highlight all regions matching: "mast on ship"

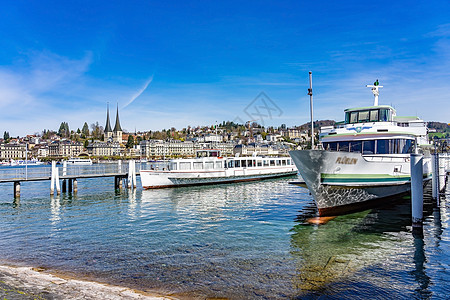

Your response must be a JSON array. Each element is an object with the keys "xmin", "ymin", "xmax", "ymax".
[{"xmin": 366, "ymin": 79, "xmax": 383, "ymax": 106}]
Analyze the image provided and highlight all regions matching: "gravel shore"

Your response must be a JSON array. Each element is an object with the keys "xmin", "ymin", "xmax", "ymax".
[{"xmin": 0, "ymin": 265, "xmax": 175, "ymax": 300}]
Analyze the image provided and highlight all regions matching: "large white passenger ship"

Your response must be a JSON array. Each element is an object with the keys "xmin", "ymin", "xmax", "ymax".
[
  {"xmin": 289, "ymin": 81, "xmax": 432, "ymax": 216},
  {"xmin": 140, "ymin": 149, "xmax": 297, "ymax": 189}
]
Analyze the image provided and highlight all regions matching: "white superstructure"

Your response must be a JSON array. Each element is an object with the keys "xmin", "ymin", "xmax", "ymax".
[
  {"xmin": 140, "ymin": 150, "xmax": 297, "ymax": 189},
  {"xmin": 67, "ymin": 157, "xmax": 93, "ymax": 165}
]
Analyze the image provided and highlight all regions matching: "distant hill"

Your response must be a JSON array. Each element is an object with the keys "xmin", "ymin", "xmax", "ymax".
[
  {"xmin": 427, "ymin": 122, "xmax": 450, "ymax": 132},
  {"xmin": 295, "ymin": 120, "xmax": 336, "ymax": 131}
]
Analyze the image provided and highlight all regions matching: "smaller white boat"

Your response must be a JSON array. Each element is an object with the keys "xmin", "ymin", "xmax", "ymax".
[
  {"xmin": 66, "ymin": 157, "xmax": 93, "ymax": 165},
  {"xmin": 9, "ymin": 158, "xmax": 44, "ymax": 166},
  {"xmin": 141, "ymin": 149, "xmax": 297, "ymax": 189}
]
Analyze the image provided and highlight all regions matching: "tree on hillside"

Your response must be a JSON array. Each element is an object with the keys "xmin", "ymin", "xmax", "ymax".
[
  {"xmin": 3, "ymin": 131, "xmax": 10, "ymax": 142},
  {"xmin": 90, "ymin": 122, "xmax": 103, "ymax": 140},
  {"xmin": 81, "ymin": 122, "xmax": 89, "ymax": 138},
  {"xmin": 126, "ymin": 135, "xmax": 134, "ymax": 148},
  {"xmin": 58, "ymin": 122, "xmax": 70, "ymax": 138}
]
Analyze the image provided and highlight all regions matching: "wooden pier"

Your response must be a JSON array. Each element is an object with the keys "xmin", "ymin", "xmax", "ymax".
[{"xmin": 0, "ymin": 160, "xmax": 140, "ymax": 198}]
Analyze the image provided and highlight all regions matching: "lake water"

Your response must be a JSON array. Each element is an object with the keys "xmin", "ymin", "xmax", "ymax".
[{"xmin": 0, "ymin": 164, "xmax": 448, "ymax": 299}]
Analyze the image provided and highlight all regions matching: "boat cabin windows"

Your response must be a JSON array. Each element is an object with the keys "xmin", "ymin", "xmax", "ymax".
[
  {"xmin": 345, "ymin": 108, "xmax": 392, "ymax": 124},
  {"xmin": 196, "ymin": 150, "xmax": 221, "ymax": 158},
  {"xmin": 193, "ymin": 162, "xmax": 203, "ymax": 169},
  {"xmin": 205, "ymin": 162, "xmax": 214, "ymax": 169},
  {"xmin": 179, "ymin": 162, "xmax": 191, "ymax": 170},
  {"xmin": 362, "ymin": 140, "xmax": 375, "ymax": 154},
  {"xmin": 323, "ymin": 138, "xmax": 414, "ymax": 154}
]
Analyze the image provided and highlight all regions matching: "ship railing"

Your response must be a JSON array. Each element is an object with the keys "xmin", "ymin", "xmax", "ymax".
[{"xmin": 0, "ymin": 163, "xmax": 133, "ymax": 182}]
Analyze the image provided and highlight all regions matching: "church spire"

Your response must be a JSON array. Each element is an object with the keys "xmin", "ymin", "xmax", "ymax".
[
  {"xmin": 113, "ymin": 103, "xmax": 122, "ymax": 132},
  {"xmin": 105, "ymin": 102, "xmax": 112, "ymax": 133}
]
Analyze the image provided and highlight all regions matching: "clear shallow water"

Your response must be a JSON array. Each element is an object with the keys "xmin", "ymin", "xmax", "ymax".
[{"xmin": 0, "ymin": 165, "xmax": 449, "ymax": 299}]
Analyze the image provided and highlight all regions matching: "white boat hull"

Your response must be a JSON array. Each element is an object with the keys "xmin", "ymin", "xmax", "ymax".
[
  {"xmin": 289, "ymin": 150, "xmax": 431, "ymax": 216},
  {"xmin": 141, "ymin": 166, "xmax": 297, "ymax": 189}
]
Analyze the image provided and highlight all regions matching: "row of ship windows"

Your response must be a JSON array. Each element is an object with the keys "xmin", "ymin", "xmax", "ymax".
[
  {"xmin": 322, "ymin": 139, "xmax": 414, "ymax": 154},
  {"xmin": 171, "ymin": 158, "xmax": 293, "ymax": 170},
  {"xmin": 345, "ymin": 108, "xmax": 391, "ymax": 124}
]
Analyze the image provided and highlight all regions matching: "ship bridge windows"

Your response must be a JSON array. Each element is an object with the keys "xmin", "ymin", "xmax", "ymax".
[
  {"xmin": 323, "ymin": 138, "xmax": 414, "ymax": 154},
  {"xmin": 346, "ymin": 108, "xmax": 392, "ymax": 124}
]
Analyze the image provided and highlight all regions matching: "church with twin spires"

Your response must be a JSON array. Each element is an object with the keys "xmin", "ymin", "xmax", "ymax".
[{"xmin": 104, "ymin": 104, "xmax": 123, "ymax": 143}]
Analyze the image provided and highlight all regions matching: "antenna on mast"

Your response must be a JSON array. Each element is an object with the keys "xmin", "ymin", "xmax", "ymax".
[
  {"xmin": 308, "ymin": 71, "xmax": 314, "ymax": 149},
  {"xmin": 366, "ymin": 79, "xmax": 383, "ymax": 106}
]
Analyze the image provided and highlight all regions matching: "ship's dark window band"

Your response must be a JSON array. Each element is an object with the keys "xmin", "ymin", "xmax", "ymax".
[
  {"xmin": 345, "ymin": 108, "xmax": 391, "ymax": 124},
  {"xmin": 323, "ymin": 139, "xmax": 414, "ymax": 154}
]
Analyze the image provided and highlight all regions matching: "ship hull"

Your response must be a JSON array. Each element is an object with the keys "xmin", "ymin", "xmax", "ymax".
[
  {"xmin": 141, "ymin": 167, "xmax": 297, "ymax": 189},
  {"xmin": 289, "ymin": 150, "xmax": 431, "ymax": 216}
]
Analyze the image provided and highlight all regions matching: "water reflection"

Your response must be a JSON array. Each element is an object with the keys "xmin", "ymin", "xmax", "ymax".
[
  {"xmin": 290, "ymin": 191, "xmax": 442, "ymax": 298},
  {"xmin": 50, "ymin": 196, "xmax": 61, "ymax": 225}
]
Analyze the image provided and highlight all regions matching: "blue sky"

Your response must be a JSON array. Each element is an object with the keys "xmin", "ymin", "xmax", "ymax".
[{"xmin": 0, "ymin": 1, "xmax": 449, "ymax": 136}]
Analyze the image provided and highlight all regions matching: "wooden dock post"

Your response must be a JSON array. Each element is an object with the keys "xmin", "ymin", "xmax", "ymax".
[
  {"xmin": 127, "ymin": 160, "xmax": 137, "ymax": 189},
  {"xmin": 132, "ymin": 160, "xmax": 137, "ymax": 189},
  {"xmin": 68, "ymin": 179, "xmax": 72, "ymax": 193},
  {"xmin": 114, "ymin": 175, "xmax": 124, "ymax": 190},
  {"xmin": 118, "ymin": 160, "xmax": 122, "ymax": 173},
  {"xmin": 50, "ymin": 161, "xmax": 56, "ymax": 195},
  {"xmin": 410, "ymin": 153, "xmax": 424, "ymax": 232},
  {"xmin": 62, "ymin": 161, "xmax": 67, "ymax": 193},
  {"xmin": 114, "ymin": 176, "xmax": 119, "ymax": 190},
  {"xmin": 431, "ymin": 153, "xmax": 439, "ymax": 200},
  {"xmin": 50, "ymin": 161, "xmax": 61, "ymax": 195},
  {"xmin": 13, "ymin": 181, "xmax": 20, "ymax": 198},
  {"xmin": 73, "ymin": 178, "xmax": 78, "ymax": 194},
  {"xmin": 128, "ymin": 160, "xmax": 132, "ymax": 189}
]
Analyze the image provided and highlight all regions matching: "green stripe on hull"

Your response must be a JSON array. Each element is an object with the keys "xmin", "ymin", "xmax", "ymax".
[{"xmin": 321, "ymin": 173, "xmax": 410, "ymax": 184}]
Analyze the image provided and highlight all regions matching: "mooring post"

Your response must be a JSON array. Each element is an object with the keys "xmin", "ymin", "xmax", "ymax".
[
  {"xmin": 127, "ymin": 160, "xmax": 132, "ymax": 189},
  {"xmin": 55, "ymin": 165, "xmax": 61, "ymax": 195},
  {"xmin": 62, "ymin": 160, "xmax": 67, "ymax": 193},
  {"xmin": 68, "ymin": 178, "xmax": 73, "ymax": 193},
  {"xmin": 132, "ymin": 160, "xmax": 137, "ymax": 188},
  {"xmin": 118, "ymin": 160, "xmax": 122, "ymax": 173},
  {"xmin": 14, "ymin": 181, "xmax": 20, "ymax": 198},
  {"xmin": 50, "ymin": 161, "xmax": 56, "ymax": 195},
  {"xmin": 439, "ymin": 156, "xmax": 445, "ymax": 193},
  {"xmin": 73, "ymin": 178, "xmax": 78, "ymax": 194},
  {"xmin": 431, "ymin": 153, "xmax": 439, "ymax": 200},
  {"xmin": 410, "ymin": 153, "xmax": 424, "ymax": 232},
  {"xmin": 63, "ymin": 160, "xmax": 67, "ymax": 176}
]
